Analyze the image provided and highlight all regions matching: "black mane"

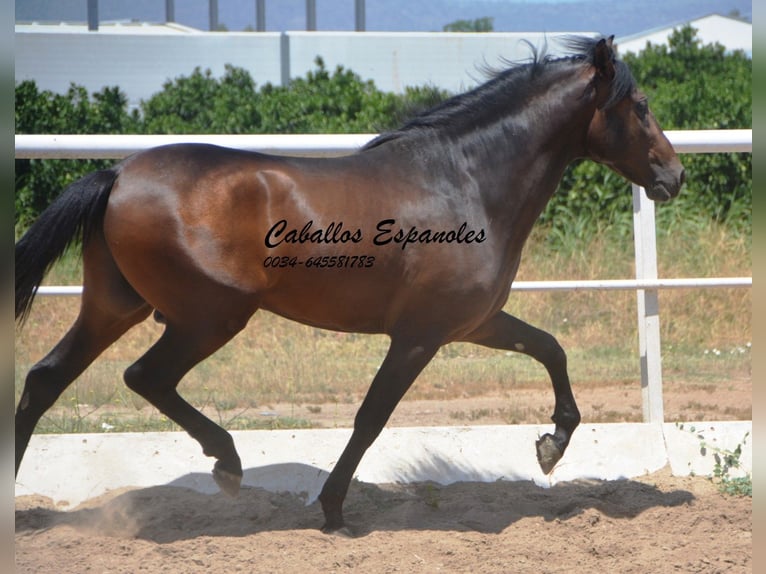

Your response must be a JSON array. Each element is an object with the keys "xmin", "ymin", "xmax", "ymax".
[{"xmin": 363, "ymin": 35, "xmax": 636, "ymax": 150}]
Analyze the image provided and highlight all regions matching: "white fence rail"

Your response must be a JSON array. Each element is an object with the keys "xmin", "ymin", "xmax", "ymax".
[
  {"xmin": 34, "ymin": 276, "xmax": 752, "ymax": 297},
  {"xmin": 15, "ymin": 129, "xmax": 752, "ymax": 423},
  {"xmin": 13, "ymin": 129, "xmax": 753, "ymax": 159}
]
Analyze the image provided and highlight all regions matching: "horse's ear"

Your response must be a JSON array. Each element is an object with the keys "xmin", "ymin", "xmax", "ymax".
[{"xmin": 593, "ymin": 36, "xmax": 616, "ymax": 81}]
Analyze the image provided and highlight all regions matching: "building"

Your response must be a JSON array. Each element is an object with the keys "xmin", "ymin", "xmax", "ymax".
[
  {"xmin": 615, "ymin": 13, "xmax": 752, "ymax": 57},
  {"xmin": 15, "ymin": 23, "xmax": 593, "ymax": 107},
  {"xmin": 15, "ymin": 12, "xmax": 751, "ymax": 109}
]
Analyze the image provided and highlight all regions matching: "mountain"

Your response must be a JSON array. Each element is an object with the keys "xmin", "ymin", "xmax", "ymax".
[{"xmin": 16, "ymin": 0, "xmax": 752, "ymax": 37}]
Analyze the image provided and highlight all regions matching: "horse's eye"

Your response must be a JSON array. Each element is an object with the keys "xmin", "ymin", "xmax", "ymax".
[{"xmin": 635, "ymin": 99, "xmax": 649, "ymax": 119}]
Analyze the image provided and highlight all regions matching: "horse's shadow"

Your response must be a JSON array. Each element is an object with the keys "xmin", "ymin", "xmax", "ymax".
[{"xmin": 15, "ymin": 459, "xmax": 694, "ymax": 542}]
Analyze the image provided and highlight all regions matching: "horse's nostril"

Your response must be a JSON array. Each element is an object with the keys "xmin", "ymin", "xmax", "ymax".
[{"xmin": 679, "ymin": 168, "xmax": 686, "ymax": 185}]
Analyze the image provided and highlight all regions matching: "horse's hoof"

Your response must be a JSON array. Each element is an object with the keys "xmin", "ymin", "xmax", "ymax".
[
  {"xmin": 320, "ymin": 509, "xmax": 345, "ymax": 534},
  {"xmin": 213, "ymin": 464, "xmax": 242, "ymax": 497},
  {"xmin": 322, "ymin": 524, "xmax": 354, "ymax": 538},
  {"xmin": 321, "ymin": 519, "xmax": 348, "ymax": 535},
  {"xmin": 536, "ymin": 433, "xmax": 563, "ymax": 475}
]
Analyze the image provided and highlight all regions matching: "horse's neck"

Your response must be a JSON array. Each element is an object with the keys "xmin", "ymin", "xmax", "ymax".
[{"xmin": 461, "ymin": 70, "xmax": 596, "ymax": 227}]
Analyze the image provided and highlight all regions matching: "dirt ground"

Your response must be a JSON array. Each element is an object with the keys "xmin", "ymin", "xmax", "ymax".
[
  {"xmin": 15, "ymin": 466, "xmax": 751, "ymax": 574},
  {"xmin": 267, "ymin": 378, "xmax": 753, "ymax": 428},
  {"xmin": 15, "ymin": 380, "xmax": 752, "ymax": 573}
]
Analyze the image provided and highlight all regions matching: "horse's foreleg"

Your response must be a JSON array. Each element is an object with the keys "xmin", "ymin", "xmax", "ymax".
[
  {"xmin": 122, "ymin": 322, "xmax": 247, "ymax": 496},
  {"xmin": 318, "ymin": 336, "xmax": 439, "ymax": 532},
  {"xmin": 463, "ymin": 311, "xmax": 581, "ymax": 474}
]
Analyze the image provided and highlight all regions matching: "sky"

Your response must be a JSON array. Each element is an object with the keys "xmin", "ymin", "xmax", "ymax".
[{"xmin": 16, "ymin": 0, "xmax": 753, "ymax": 37}]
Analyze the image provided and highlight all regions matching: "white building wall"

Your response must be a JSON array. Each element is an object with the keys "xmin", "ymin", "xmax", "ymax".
[
  {"xmin": 15, "ymin": 28, "xmax": 592, "ymax": 107},
  {"xmin": 15, "ymin": 30, "xmax": 285, "ymax": 107},
  {"xmin": 616, "ymin": 14, "xmax": 751, "ymax": 56},
  {"xmin": 286, "ymin": 32, "xmax": 580, "ymax": 94}
]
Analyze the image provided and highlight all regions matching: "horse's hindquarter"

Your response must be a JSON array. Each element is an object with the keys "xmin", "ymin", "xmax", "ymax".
[{"xmin": 103, "ymin": 144, "xmax": 506, "ymax": 337}]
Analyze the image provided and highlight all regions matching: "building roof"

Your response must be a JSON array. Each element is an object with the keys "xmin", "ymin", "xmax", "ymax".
[
  {"xmin": 616, "ymin": 13, "xmax": 751, "ymax": 57},
  {"xmin": 15, "ymin": 20, "xmax": 202, "ymax": 35}
]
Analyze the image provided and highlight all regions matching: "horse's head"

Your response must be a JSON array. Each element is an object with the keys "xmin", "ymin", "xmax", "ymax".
[{"xmin": 584, "ymin": 36, "xmax": 685, "ymax": 201}]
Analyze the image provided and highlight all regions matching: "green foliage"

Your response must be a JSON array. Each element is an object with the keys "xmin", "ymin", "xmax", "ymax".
[
  {"xmin": 677, "ymin": 424, "xmax": 752, "ymax": 497},
  {"xmin": 137, "ymin": 58, "xmax": 443, "ymax": 136},
  {"xmin": 140, "ymin": 64, "xmax": 262, "ymax": 134},
  {"xmin": 15, "ymin": 81, "xmax": 140, "ymax": 230},
  {"xmin": 443, "ymin": 17, "xmax": 494, "ymax": 32},
  {"xmin": 252, "ymin": 58, "xmax": 401, "ymax": 133},
  {"xmin": 624, "ymin": 26, "xmax": 751, "ymax": 129},
  {"xmin": 15, "ymin": 80, "xmax": 139, "ymax": 134}
]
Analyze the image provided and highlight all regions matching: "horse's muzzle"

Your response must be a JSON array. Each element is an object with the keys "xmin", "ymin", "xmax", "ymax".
[{"xmin": 647, "ymin": 167, "xmax": 685, "ymax": 202}]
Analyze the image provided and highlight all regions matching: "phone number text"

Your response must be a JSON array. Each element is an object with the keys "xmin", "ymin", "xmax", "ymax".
[{"xmin": 263, "ymin": 255, "xmax": 375, "ymax": 269}]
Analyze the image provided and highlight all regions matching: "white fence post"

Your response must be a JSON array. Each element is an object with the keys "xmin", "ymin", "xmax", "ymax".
[{"xmin": 632, "ymin": 183, "xmax": 664, "ymax": 423}]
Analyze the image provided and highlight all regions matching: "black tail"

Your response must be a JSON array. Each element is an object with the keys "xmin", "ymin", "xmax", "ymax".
[{"xmin": 15, "ymin": 168, "xmax": 119, "ymax": 325}]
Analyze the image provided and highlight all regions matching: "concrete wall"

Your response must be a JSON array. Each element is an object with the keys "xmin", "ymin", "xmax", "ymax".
[
  {"xmin": 15, "ymin": 422, "xmax": 753, "ymax": 508},
  {"xmin": 16, "ymin": 31, "xmax": 284, "ymax": 107},
  {"xmin": 15, "ymin": 30, "xmax": 594, "ymax": 107},
  {"xmin": 286, "ymin": 32, "xmax": 577, "ymax": 93}
]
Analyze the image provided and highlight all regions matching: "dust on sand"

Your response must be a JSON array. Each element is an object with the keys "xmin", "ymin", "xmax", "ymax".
[{"xmin": 16, "ymin": 466, "xmax": 750, "ymax": 574}]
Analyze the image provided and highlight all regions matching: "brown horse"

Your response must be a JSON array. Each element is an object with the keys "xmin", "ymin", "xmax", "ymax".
[{"xmin": 15, "ymin": 36, "xmax": 684, "ymax": 531}]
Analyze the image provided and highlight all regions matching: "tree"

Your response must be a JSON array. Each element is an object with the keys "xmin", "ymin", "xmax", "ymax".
[
  {"xmin": 254, "ymin": 58, "xmax": 400, "ymax": 133},
  {"xmin": 15, "ymin": 81, "xmax": 138, "ymax": 230},
  {"xmin": 140, "ymin": 65, "xmax": 262, "ymax": 134},
  {"xmin": 443, "ymin": 17, "xmax": 494, "ymax": 32}
]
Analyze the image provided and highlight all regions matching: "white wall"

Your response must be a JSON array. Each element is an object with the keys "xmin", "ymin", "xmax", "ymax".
[
  {"xmin": 616, "ymin": 14, "xmax": 752, "ymax": 56},
  {"xmin": 15, "ymin": 29, "xmax": 594, "ymax": 107},
  {"xmin": 16, "ymin": 31, "xmax": 284, "ymax": 107},
  {"xmin": 287, "ymin": 32, "xmax": 581, "ymax": 94}
]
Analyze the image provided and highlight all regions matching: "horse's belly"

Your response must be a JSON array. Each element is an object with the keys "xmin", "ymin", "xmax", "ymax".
[{"xmin": 259, "ymin": 271, "xmax": 391, "ymax": 333}]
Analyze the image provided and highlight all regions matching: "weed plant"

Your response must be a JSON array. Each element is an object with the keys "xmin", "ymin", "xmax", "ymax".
[{"xmin": 677, "ymin": 424, "xmax": 752, "ymax": 497}]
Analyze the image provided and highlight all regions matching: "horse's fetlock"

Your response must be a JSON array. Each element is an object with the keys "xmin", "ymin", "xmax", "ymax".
[
  {"xmin": 203, "ymin": 434, "xmax": 238, "ymax": 461},
  {"xmin": 552, "ymin": 404, "xmax": 581, "ymax": 431}
]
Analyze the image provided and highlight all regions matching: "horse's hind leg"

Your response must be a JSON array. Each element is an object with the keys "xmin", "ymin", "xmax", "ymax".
[
  {"xmin": 122, "ymin": 318, "xmax": 250, "ymax": 496},
  {"xmin": 15, "ymin": 235, "xmax": 151, "ymax": 475},
  {"xmin": 15, "ymin": 306, "xmax": 150, "ymax": 473},
  {"xmin": 463, "ymin": 311, "xmax": 581, "ymax": 474}
]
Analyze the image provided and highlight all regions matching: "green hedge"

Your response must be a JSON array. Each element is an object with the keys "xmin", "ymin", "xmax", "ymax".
[{"xmin": 15, "ymin": 27, "xmax": 750, "ymax": 239}]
